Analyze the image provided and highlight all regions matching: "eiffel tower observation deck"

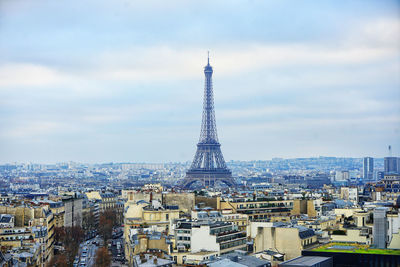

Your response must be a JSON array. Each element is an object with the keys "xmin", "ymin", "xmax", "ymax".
[{"xmin": 181, "ymin": 54, "xmax": 235, "ymax": 189}]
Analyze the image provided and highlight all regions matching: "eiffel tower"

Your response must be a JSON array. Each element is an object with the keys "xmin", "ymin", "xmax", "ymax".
[{"xmin": 181, "ymin": 54, "xmax": 235, "ymax": 189}]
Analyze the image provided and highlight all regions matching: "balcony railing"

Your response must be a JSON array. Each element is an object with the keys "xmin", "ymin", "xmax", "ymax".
[{"xmin": 216, "ymin": 232, "xmax": 246, "ymax": 243}]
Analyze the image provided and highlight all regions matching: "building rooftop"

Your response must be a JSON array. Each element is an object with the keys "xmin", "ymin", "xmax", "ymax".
[
  {"xmin": 311, "ymin": 242, "xmax": 400, "ymax": 255},
  {"xmin": 280, "ymin": 256, "xmax": 332, "ymax": 266},
  {"xmin": 293, "ymin": 226, "xmax": 316, "ymax": 239},
  {"xmin": 132, "ymin": 254, "xmax": 173, "ymax": 267},
  {"xmin": 209, "ymin": 221, "xmax": 232, "ymax": 228},
  {"xmin": 208, "ymin": 258, "xmax": 245, "ymax": 267},
  {"xmin": 0, "ymin": 214, "xmax": 13, "ymax": 223},
  {"xmin": 207, "ymin": 252, "xmax": 270, "ymax": 267},
  {"xmin": 176, "ymin": 222, "xmax": 192, "ymax": 229},
  {"xmin": 100, "ymin": 192, "xmax": 116, "ymax": 198},
  {"xmin": 190, "ymin": 250, "xmax": 218, "ymax": 255}
]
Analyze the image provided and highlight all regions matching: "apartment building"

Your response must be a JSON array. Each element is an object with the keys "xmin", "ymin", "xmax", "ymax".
[
  {"xmin": 125, "ymin": 228, "xmax": 171, "ymax": 265},
  {"xmin": 219, "ymin": 198, "xmax": 293, "ymax": 220},
  {"xmin": 254, "ymin": 223, "xmax": 317, "ymax": 261},
  {"xmin": 62, "ymin": 195, "xmax": 83, "ymax": 227},
  {"xmin": 174, "ymin": 220, "xmax": 247, "ymax": 255}
]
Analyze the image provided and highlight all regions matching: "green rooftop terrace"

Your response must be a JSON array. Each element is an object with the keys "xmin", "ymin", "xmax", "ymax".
[{"xmin": 312, "ymin": 243, "xmax": 400, "ymax": 255}]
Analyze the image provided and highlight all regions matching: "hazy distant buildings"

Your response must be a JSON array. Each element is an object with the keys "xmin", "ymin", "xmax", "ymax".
[
  {"xmin": 335, "ymin": 171, "xmax": 349, "ymax": 182},
  {"xmin": 363, "ymin": 157, "xmax": 374, "ymax": 180},
  {"xmin": 384, "ymin": 157, "xmax": 400, "ymax": 174},
  {"xmin": 374, "ymin": 171, "xmax": 385, "ymax": 181},
  {"xmin": 340, "ymin": 187, "xmax": 358, "ymax": 202}
]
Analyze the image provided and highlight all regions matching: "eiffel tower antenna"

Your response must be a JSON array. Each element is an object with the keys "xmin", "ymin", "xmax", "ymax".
[{"xmin": 181, "ymin": 54, "xmax": 235, "ymax": 189}]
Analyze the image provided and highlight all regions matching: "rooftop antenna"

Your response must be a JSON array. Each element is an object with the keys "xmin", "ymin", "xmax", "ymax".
[
  {"xmin": 389, "ymin": 145, "xmax": 392, "ymax": 157},
  {"xmin": 207, "ymin": 51, "xmax": 210, "ymax": 65}
]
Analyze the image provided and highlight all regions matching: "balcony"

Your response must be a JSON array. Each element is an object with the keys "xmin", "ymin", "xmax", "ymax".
[
  {"xmin": 216, "ymin": 231, "xmax": 246, "ymax": 243},
  {"xmin": 238, "ymin": 208, "xmax": 291, "ymax": 214}
]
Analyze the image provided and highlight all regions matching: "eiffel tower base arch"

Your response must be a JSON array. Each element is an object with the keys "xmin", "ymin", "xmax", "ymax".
[{"xmin": 181, "ymin": 170, "xmax": 235, "ymax": 189}]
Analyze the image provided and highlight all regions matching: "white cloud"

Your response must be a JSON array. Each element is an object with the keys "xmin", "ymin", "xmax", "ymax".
[
  {"xmin": 219, "ymin": 106, "xmax": 297, "ymax": 120},
  {"xmin": 0, "ymin": 63, "xmax": 68, "ymax": 87},
  {"xmin": 1, "ymin": 17, "xmax": 398, "ymax": 90},
  {"xmin": 355, "ymin": 18, "xmax": 400, "ymax": 48},
  {"xmin": 90, "ymin": 17, "xmax": 399, "ymax": 83},
  {"xmin": 0, "ymin": 120, "xmax": 74, "ymax": 139},
  {"xmin": 91, "ymin": 42, "xmax": 396, "ymax": 83}
]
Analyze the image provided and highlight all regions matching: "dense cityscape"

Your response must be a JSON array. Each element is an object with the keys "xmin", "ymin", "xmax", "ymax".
[
  {"xmin": 0, "ymin": 155, "xmax": 399, "ymax": 267},
  {"xmin": 1, "ymin": 1, "xmax": 400, "ymax": 267}
]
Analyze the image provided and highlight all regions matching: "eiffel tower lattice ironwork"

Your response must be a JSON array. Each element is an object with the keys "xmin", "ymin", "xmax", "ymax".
[{"xmin": 181, "ymin": 54, "xmax": 235, "ymax": 189}]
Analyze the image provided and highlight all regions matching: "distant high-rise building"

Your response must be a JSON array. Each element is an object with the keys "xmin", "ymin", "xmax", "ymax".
[
  {"xmin": 384, "ymin": 157, "xmax": 399, "ymax": 174},
  {"xmin": 363, "ymin": 157, "xmax": 374, "ymax": 180},
  {"xmin": 373, "ymin": 207, "xmax": 388, "ymax": 249}
]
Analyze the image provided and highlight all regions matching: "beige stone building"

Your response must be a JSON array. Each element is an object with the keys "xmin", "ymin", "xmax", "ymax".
[
  {"xmin": 0, "ymin": 205, "xmax": 55, "ymax": 265},
  {"xmin": 330, "ymin": 228, "xmax": 372, "ymax": 244},
  {"xmin": 297, "ymin": 217, "xmax": 336, "ymax": 231},
  {"xmin": 221, "ymin": 212, "xmax": 249, "ymax": 232},
  {"xmin": 183, "ymin": 251, "xmax": 219, "ymax": 265},
  {"xmin": 219, "ymin": 198, "xmax": 293, "ymax": 220},
  {"xmin": 124, "ymin": 200, "xmax": 180, "ymax": 258},
  {"xmin": 142, "ymin": 183, "xmax": 163, "ymax": 192},
  {"xmin": 290, "ymin": 199, "xmax": 318, "ymax": 217},
  {"xmin": 30, "ymin": 208, "xmax": 55, "ymax": 263},
  {"xmin": 195, "ymin": 196, "xmax": 220, "ymax": 209},
  {"xmin": 334, "ymin": 208, "xmax": 362, "ymax": 219},
  {"xmin": 253, "ymin": 223, "xmax": 317, "ymax": 261},
  {"xmin": 0, "ymin": 205, "xmax": 35, "ymax": 227},
  {"xmin": 388, "ymin": 231, "xmax": 400, "ymax": 249},
  {"xmin": 85, "ymin": 191, "xmax": 117, "ymax": 212},
  {"xmin": 122, "ymin": 190, "xmax": 162, "ymax": 203},
  {"xmin": 48, "ymin": 201, "xmax": 65, "ymax": 228},
  {"xmin": 162, "ymin": 192, "xmax": 195, "ymax": 214},
  {"xmin": 124, "ymin": 203, "xmax": 179, "ymax": 234},
  {"xmin": 340, "ymin": 187, "xmax": 359, "ymax": 202},
  {"xmin": 125, "ymin": 228, "xmax": 171, "ymax": 265}
]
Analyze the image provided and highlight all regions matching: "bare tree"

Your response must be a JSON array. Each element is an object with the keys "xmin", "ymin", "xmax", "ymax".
[
  {"xmin": 95, "ymin": 247, "xmax": 111, "ymax": 267},
  {"xmin": 47, "ymin": 254, "xmax": 68, "ymax": 267}
]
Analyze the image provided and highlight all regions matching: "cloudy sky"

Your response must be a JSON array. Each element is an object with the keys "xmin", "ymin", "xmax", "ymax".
[{"xmin": 0, "ymin": 0, "xmax": 399, "ymax": 163}]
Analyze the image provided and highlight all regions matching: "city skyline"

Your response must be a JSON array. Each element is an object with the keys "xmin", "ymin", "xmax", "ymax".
[{"xmin": 1, "ymin": 0, "xmax": 399, "ymax": 163}]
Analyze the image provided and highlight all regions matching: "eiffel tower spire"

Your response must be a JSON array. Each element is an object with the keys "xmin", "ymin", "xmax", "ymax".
[
  {"xmin": 181, "ymin": 54, "xmax": 235, "ymax": 189},
  {"xmin": 199, "ymin": 52, "xmax": 218, "ymax": 144}
]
